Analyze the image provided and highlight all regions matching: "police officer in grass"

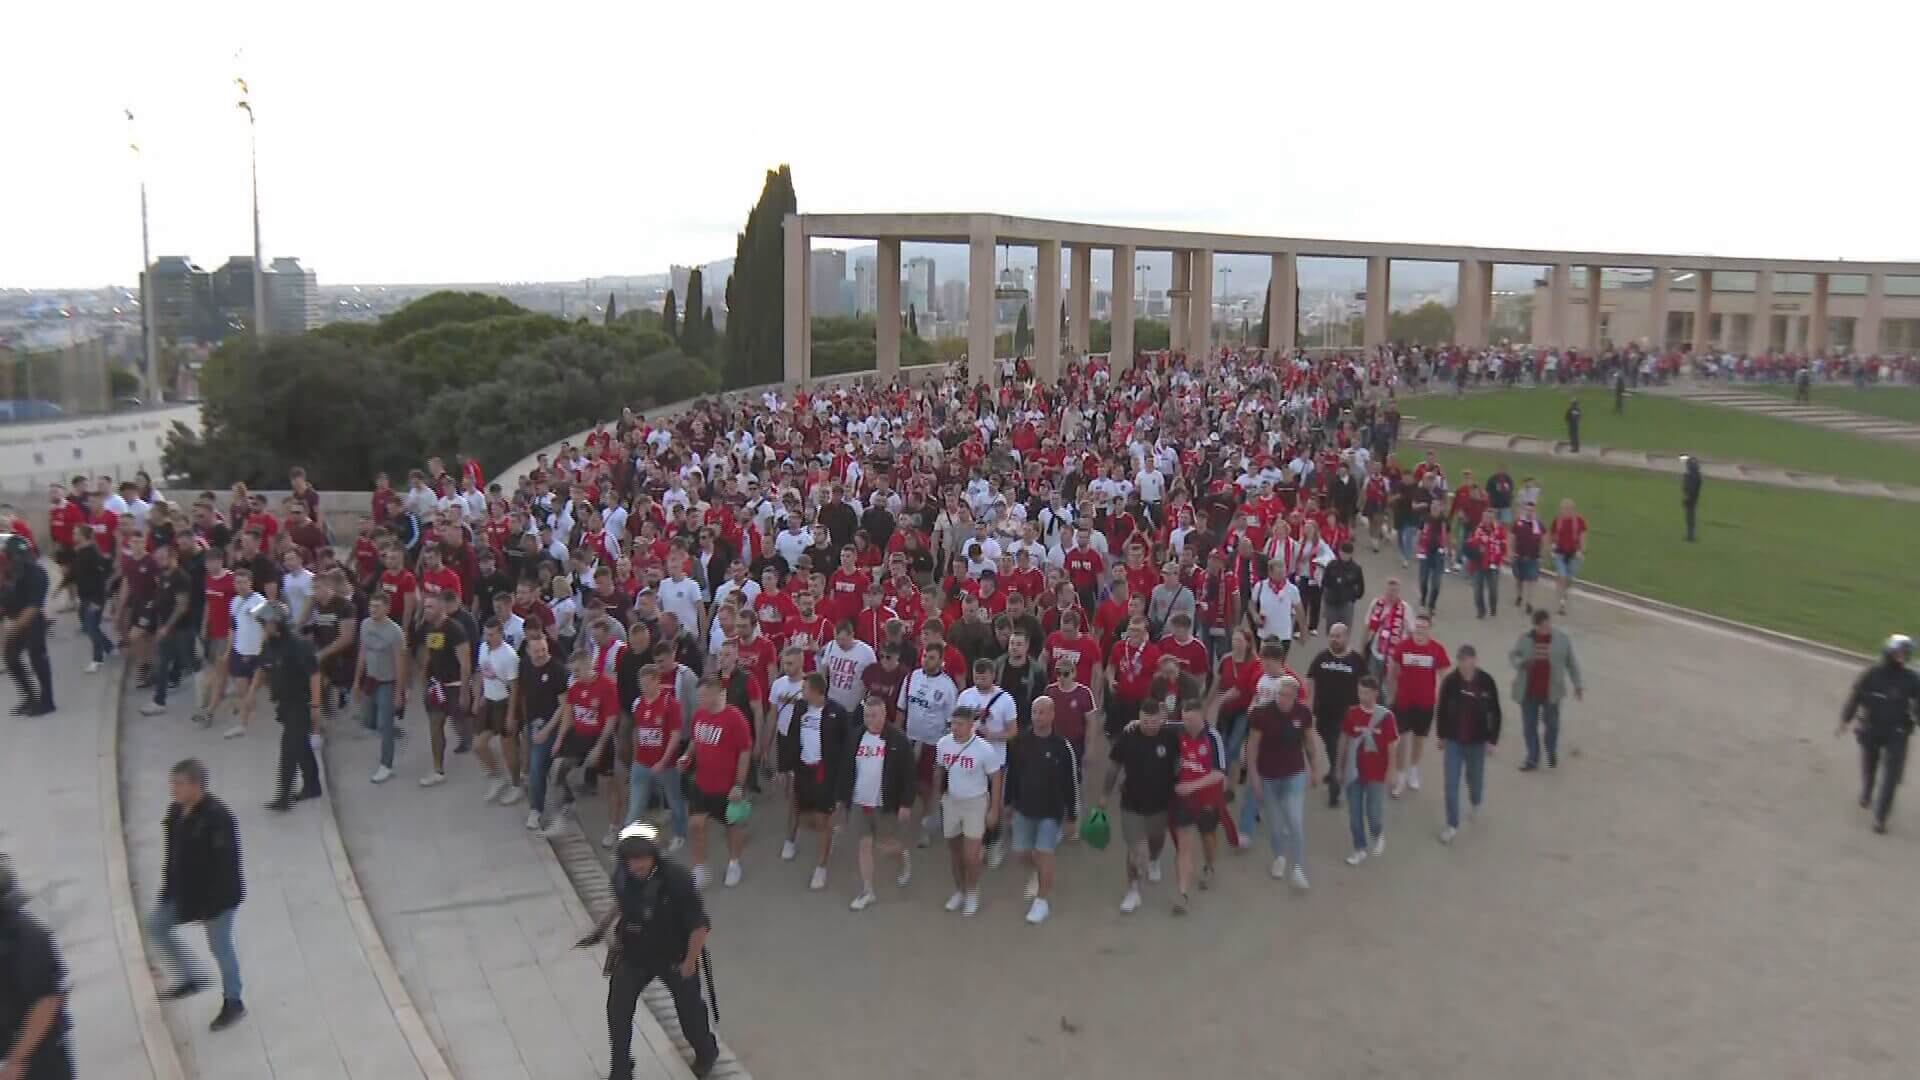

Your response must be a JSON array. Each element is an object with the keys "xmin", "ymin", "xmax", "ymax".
[{"xmin": 578, "ymin": 823, "xmax": 720, "ymax": 1079}]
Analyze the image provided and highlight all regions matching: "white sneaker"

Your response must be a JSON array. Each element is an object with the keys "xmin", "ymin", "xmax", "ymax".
[
  {"xmin": 419, "ymin": 771, "xmax": 447, "ymax": 788},
  {"xmin": 1468, "ymin": 802, "xmax": 1480, "ymax": 823},
  {"xmin": 1235, "ymin": 832, "xmax": 1253, "ymax": 851},
  {"xmin": 1290, "ymin": 866, "xmax": 1310, "ymax": 891},
  {"xmin": 1270, "ymin": 856, "xmax": 1288, "ymax": 879},
  {"xmin": 849, "ymin": 891, "xmax": 876, "ymax": 912},
  {"xmin": 1147, "ymin": 857, "xmax": 1162, "ymax": 884},
  {"xmin": 140, "ymin": 702, "xmax": 167, "ymax": 716},
  {"xmin": 809, "ymin": 866, "xmax": 828, "ymax": 891},
  {"xmin": 1346, "ymin": 849, "xmax": 1368, "ymax": 866},
  {"xmin": 1024, "ymin": 872, "xmax": 1039, "ymax": 900},
  {"xmin": 525, "ymin": 810, "xmax": 543, "ymax": 831},
  {"xmin": 692, "ymin": 865, "xmax": 708, "ymax": 890},
  {"xmin": 222, "ymin": 725, "xmax": 246, "ymax": 739},
  {"xmin": 370, "ymin": 765, "xmax": 393, "ymax": 784},
  {"xmin": 1025, "ymin": 898, "xmax": 1051, "ymax": 925},
  {"xmin": 86, "ymin": 661, "xmax": 102, "ymax": 673},
  {"xmin": 962, "ymin": 892, "xmax": 979, "ymax": 917},
  {"xmin": 1390, "ymin": 775, "xmax": 1406, "ymax": 798},
  {"xmin": 1440, "ymin": 825, "xmax": 1458, "ymax": 845},
  {"xmin": 1369, "ymin": 833, "xmax": 1386, "ymax": 857},
  {"xmin": 665, "ymin": 836, "xmax": 685, "ymax": 855},
  {"xmin": 895, "ymin": 853, "xmax": 912, "ymax": 887},
  {"xmin": 780, "ymin": 839, "xmax": 798, "ymax": 861},
  {"xmin": 1119, "ymin": 887, "xmax": 1142, "ymax": 914},
  {"xmin": 485, "ymin": 777, "xmax": 508, "ymax": 803},
  {"xmin": 1408, "ymin": 766, "xmax": 1422, "ymax": 791},
  {"xmin": 723, "ymin": 860, "xmax": 742, "ymax": 888},
  {"xmin": 601, "ymin": 826, "xmax": 618, "ymax": 849},
  {"xmin": 944, "ymin": 890, "xmax": 965, "ymax": 912},
  {"xmin": 986, "ymin": 839, "xmax": 1006, "ymax": 869},
  {"xmin": 498, "ymin": 785, "xmax": 523, "ymax": 806}
]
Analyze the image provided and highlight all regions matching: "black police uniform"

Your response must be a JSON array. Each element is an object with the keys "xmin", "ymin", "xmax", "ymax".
[
  {"xmin": 608, "ymin": 859, "xmax": 717, "ymax": 1078},
  {"xmin": 2, "ymin": 557, "xmax": 53, "ymax": 714},
  {"xmin": 1842, "ymin": 658, "xmax": 1920, "ymax": 828},
  {"xmin": 0, "ymin": 904, "xmax": 75, "ymax": 1079},
  {"xmin": 267, "ymin": 633, "xmax": 322, "ymax": 805}
]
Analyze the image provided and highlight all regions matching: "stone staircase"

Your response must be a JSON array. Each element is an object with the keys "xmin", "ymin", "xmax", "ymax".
[{"xmin": 1667, "ymin": 386, "xmax": 1920, "ymax": 444}]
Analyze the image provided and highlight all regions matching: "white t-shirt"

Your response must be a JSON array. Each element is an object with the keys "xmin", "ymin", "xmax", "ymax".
[
  {"xmin": 769, "ymin": 674, "xmax": 806, "ymax": 736},
  {"xmin": 230, "ymin": 593, "xmax": 267, "ymax": 657},
  {"xmin": 1252, "ymin": 578, "xmax": 1302, "ymax": 641},
  {"xmin": 852, "ymin": 731, "xmax": 888, "ymax": 808},
  {"xmin": 798, "ymin": 703, "xmax": 826, "ymax": 765},
  {"xmin": 819, "ymin": 639, "xmax": 877, "ymax": 712},
  {"xmin": 712, "ymin": 578, "xmax": 760, "ymax": 614},
  {"xmin": 657, "ymin": 576, "xmax": 703, "ymax": 635},
  {"xmin": 899, "ymin": 670, "xmax": 959, "ymax": 745},
  {"xmin": 282, "ymin": 568, "xmax": 314, "ymax": 626},
  {"xmin": 476, "ymin": 641, "xmax": 519, "ymax": 702},
  {"xmin": 936, "ymin": 733, "xmax": 1002, "ymax": 800},
  {"xmin": 956, "ymin": 685, "xmax": 1018, "ymax": 742}
]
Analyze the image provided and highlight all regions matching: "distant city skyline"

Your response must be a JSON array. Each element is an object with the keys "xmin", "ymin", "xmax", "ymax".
[{"xmin": 5, "ymin": 2, "xmax": 1917, "ymax": 289}]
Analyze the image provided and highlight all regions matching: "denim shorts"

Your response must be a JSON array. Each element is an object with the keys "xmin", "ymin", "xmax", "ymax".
[
  {"xmin": 1010, "ymin": 811, "xmax": 1063, "ymax": 853},
  {"xmin": 1513, "ymin": 557, "xmax": 1540, "ymax": 582},
  {"xmin": 1553, "ymin": 553, "xmax": 1580, "ymax": 579}
]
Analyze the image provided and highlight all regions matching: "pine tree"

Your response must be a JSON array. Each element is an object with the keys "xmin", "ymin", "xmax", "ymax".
[
  {"xmin": 605, "ymin": 292, "xmax": 617, "ymax": 325},
  {"xmin": 662, "ymin": 290, "xmax": 679, "ymax": 342},
  {"xmin": 1014, "ymin": 303, "xmax": 1031, "ymax": 356},
  {"xmin": 683, "ymin": 267, "xmax": 706, "ymax": 355},
  {"xmin": 723, "ymin": 165, "xmax": 798, "ymax": 387}
]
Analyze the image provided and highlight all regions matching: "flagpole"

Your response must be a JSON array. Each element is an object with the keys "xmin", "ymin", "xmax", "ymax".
[
  {"xmin": 237, "ymin": 67, "xmax": 267, "ymax": 338},
  {"xmin": 128, "ymin": 108, "xmax": 159, "ymax": 400}
]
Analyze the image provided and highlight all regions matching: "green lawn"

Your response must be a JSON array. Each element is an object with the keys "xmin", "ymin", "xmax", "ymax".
[
  {"xmin": 1403, "ymin": 389, "xmax": 1920, "ymax": 488},
  {"xmin": 1410, "ymin": 445, "xmax": 1920, "ymax": 654},
  {"xmin": 1747, "ymin": 384, "xmax": 1920, "ymax": 424}
]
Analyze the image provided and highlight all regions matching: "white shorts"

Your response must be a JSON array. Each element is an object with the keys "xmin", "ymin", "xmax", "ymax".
[{"xmin": 941, "ymin": 793, "xmax": 989, "ymax": 840}]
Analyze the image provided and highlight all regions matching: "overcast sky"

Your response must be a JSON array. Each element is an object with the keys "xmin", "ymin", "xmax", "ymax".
[{"xmin": 5, "ymin": 0, "xmax": 1913, "ymax": 289}]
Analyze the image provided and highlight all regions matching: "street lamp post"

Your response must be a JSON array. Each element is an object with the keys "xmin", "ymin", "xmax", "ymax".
[
  {"xmin": 236, "ymin": 72, "xmax": 267, "ymax": 338},
  {"xmin": 127, "ymin": 109, "xmax": 158, "ymax": 400}
]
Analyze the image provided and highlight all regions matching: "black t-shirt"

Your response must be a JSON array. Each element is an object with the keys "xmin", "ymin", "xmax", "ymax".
[
  {"xmin": 411, "ymin": 616, "xmax": 471, "ymax": 684},
  {"xmin": 178, "ymin": 548, "xmax": 208, "ymax": 621},
  {"xmin": 268, "ymin": 634, "xmax": 320, "ymax": 717},
  {"xmin": 518, "ymin": 654, "xmax": 567, "ymax": 726},
  {"xmin": 474, "ymin": 570, "xmax": 514, "ymax": 620},
  {"xmin": 1485, "ymin": 473, "xmax": 1514, "ymax": 510},
  {"xmin": 1108, "ymin": 725, "xmax": 1181, "ymax": 815},
  {"xmin": 1307, "ymin": 648, "xmax": 1364, "ymax": 719},
  {"xmin": 0, "ymin": 909, "xmax": 72, "ymax": 1075},
  {"xmin": 147, "ymin": 567, "xmax": 190, "ymax": 629},
  {"xmin": 307, "ymin": 597, "xmax": 354, "ymax": 654},
  {"xmin": 0, "ymin": 562, "xmax": 49, "ymax": 619},
  {"xmin": 70, "ymin": 546, "xmax": 112, "ymax": 606}
]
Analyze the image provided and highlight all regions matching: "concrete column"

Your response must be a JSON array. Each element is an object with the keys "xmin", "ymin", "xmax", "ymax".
[
  {"xmin": 1647, "ymin": 262, "xmax": 1670, "ymax": 351},
  {"xmin": 1750, "ymin": 270, "xmax": 1775, "ymax": 354},
  {"xmin": 1809, "ymin": 273, "xmax": 1830, "ymax": 355},
  {"xmin": 1454, "ymin": 259, "xmax": 1483, "ymax": 347},
  {"xmin": 1364, "ymin": 256, "xmax": 1391, "ymax": 348},
  {"xmin": 1860, "ymin": 272, "xmax": 1887, "ymax": 356},
  {"xmin": 1268, "ymin": 253, "xmax": 1297, "ymax": 353},
  {"xmin": 1546, "ymin": 263, "xmax": 1572, "ymax": 349},
  {"xmin": 782, "ymin": 214, "xmax": 808, "ymax": 382},
  {"xmin": 1690, "ymin": 270, "xmax": 1714, "ymax": 355},
  {"xmin": 1584, "ymin": 266, "xmax": 1603, "ymax": 352},
  {"xmin": 1111, "ymin": 246, "xmax": 1136, "ymax": 369},
  {"xmin": 968, "ymin": 224, "xmax": 997, "ymax": 384},
  {"xmin": 1034, "ymin": 240, "xmax": 1062, "ymax": 381},
  {"xmin": 1783, "ymin": 313, "xmax": 1802, "ymax": 354},
  {"xmin": 875, "ymin": 238, "xmax": 902, "ymax": 380},
  {"xmin": 1069, "ymin": 244, "xmax": 1093, "ymax": 358},
  {"xmin": 1189, "ymin": 250, "xmax": 1213, "ymax": 359},
  {"xmin": 1169, "ymin": 251, "xmax": 1192, "ymax": 353}
]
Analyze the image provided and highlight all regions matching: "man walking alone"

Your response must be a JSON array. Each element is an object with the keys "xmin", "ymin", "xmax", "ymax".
[
  {"xmin": 1837, "ymin": 634, "xmax": 1919, "ymax": 834},
  {"xmin": 1510, "ymin": 609, "xmax": 1583, "ymax": 771},
  {"xmin": 149, "ymin": 759, "xmax": 247, "ymax": 1031}
]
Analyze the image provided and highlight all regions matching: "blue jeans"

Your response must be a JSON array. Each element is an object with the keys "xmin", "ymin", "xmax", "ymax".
[
  {"xmin": 1417, "ymin": 553, "xmax": 1444, "ymax": 610},
  {"xmin": 147, "ymin": 900, "xmax": 242, "ymax": 1004},
  {"xmin": 80, "ymin": 601, "xmax": 113, "ymax": 663},
  {"xmin": 359, "ymin": 681, "xmax": 399, "ymax": 768},
  {"xmin": 1443, "ymin": 741, "xmax": 1486, "ymax": 829},
  {"xmin": 153, "ymin": 629, "xmax": 192, "ymax": 706},
  {"xmin": 527, "ymin": 730, "xmax": 554, "ymax": 814},
  {"xmin": 1258, "ymin": 773, "xmax": 1307, "ymax": 869},
  {"xmin": 1521, "ymin": 699, "xmax": 1561, "ymax": 765},
  {"xmin": 626, "ymin": 763, "xmax": 689, "ymax": 839},
  {"xmin": 1472, "ymin": 568, "xmax": 1500, "ymax": 616},
  {"xmin": 1396, "ymin": 525, "xmax": 1418, "ymax": 563},
  {"xmin": 1346, "ymin": 779, "xmax": 1385, "ymax": 849}
]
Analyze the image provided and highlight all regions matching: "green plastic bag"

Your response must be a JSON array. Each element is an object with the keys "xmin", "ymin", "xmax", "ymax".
[
  {"xmin": 1081, "ymin": 807, "xmax": 1111, "ymax": 850},
  {"xmin": 724, "ymin": 799, "xmax": 753, "ymax": 826}
]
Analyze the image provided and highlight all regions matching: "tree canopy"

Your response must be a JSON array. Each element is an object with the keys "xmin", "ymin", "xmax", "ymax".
[{"xmin": 723, "ymin": 165, "xmax": 796, "ymax": 388}]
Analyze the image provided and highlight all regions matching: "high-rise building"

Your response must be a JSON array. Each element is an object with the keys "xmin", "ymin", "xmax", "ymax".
[
  {"xmin": 809, "ymin": 249, "xmax": 849, "ymax": 316},
  {"xmin": 905, "ymin": 256, "xmax": 937, "ymax": 316},
  {"xmin": 852, "ymin": 256, "xmax": 876, "ymax": 315},
  {"xmin": 210, "ymin": 256, "xmax": 261, "ymax": 336},
  {"xmin": 144, "ymin": 255, "xmax": 213, "ymax": 344},
  {"xmin": 266, "ymin": 257, "xmax": 319, "ymax": 336},
  {"xmin": 938, "ymin": 280, "xmax": 967, "ymax": 325}
]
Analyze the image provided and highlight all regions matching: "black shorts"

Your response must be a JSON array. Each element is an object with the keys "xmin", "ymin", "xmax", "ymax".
[
  {"xmin": 476, "ymin": 698, "xmax": 510, "ymax": 736},
  {"xmin": 1105, "ymin": 698, "xmax": 1139, "ymax": 739},
  {"xmin": 689, "ymin": 788, "xmax": 730, "ymax": 821},
  {"xmin": 777, "ymin": 728, "xmax": 800, "ymax": 773},
  {"xmin": 1170, "ymin": 802, "xmax": 1219, "ymax": 833},
  {"xmin": 1395, "ymin": 703, "xmax": 1435, "ymax": 737},
  {"xmin": 558, "ymin": 731, "xmax": 607, "ymax": 772},
  {"xmin": 792, "ymin": 761, "xmax": 836, "ymax": 814}
]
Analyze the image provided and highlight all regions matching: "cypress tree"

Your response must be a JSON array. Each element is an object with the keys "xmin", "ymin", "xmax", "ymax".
[
  {"xmin": 723, "ymin": 165, "xmax": 799, "ymax": 387},
  {"xmin": 662, "ymin": 290, "xmax": 679, "ymax": 342},
  {"xmin": 1014, "ymin": 303, "xmax": 1031, "ymax": 355},
  {"xmin": 908, "ymin": 304, "xmax": 919, "ymax": 337},
  {"xmin": 605, "ymin": 292, "xmax": 617, "ymax": 325},
  {"xmin": 683, "ymin": 267, "xmax": 706, "ymax": 354}
]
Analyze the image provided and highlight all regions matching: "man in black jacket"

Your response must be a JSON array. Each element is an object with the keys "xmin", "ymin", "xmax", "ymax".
[
  {"xmin": 1, "ymin": 853, "xmax": 74, "ymax": 1079},
  {"xmin": 777, "ymin": 673, "xmax": 851, "ymax": 891},
  {"xmin": 1005, "ymin": 696, "xmax": 1079, "ymax": 925},
  {"xmin": 1435, "ymin": 645, "xmax": 1502, "ymax": 845},
  {"xmin": 1319, "ymin": 542, "xmax": 1366, "ymax": 655},
  {"xmin": 1836, "ymin": 634, "xmax": 1920, "ymax": 834},
  {"xmin": 1, "ymin": 533, "xmax": 53, "ymax": 717},
  {"xmin": 838, "ymin": 696, "xmax": 917, "ymax": 909},
  {"xmin": 149, "ymin": 758, "xmax": 247, "ymax": 1031}
]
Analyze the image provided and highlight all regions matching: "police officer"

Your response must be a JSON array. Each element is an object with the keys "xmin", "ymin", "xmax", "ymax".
[
  {"xmin": 578, "ymin": 824, "xmax": 719, "ymax": 1079},
  {"xmin": 1, "ymin": 534, "xmax": 54, "ymax": 717},
  {"xmin": 1836, "ymin": 634, "xmax": 1920, "ymax": 834},
  {"xmin": 257, "ymin": 603, "xmax": 323, "ymax": 813},
  {"xmin": 1, "ymin": 854, "xmax": 75, "ymax": 1080}
]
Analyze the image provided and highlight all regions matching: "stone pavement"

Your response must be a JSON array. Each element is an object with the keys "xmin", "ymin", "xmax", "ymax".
[
  {"xmin": 120, "ymin": 655, "xmax": 432, "ymax": 1078},
  {"xmin": 319, "ymin": 698, "xmax": 696, "ymax": 1080},
  {"xmin": 1663, "ymin": 383, "xmax": 1920, "ymax": 443},
  {"xmin": 0, "ymin": 618, "xmax": 154, "ymax": 1077}
]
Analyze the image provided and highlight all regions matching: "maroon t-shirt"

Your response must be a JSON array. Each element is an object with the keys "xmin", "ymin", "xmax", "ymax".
[{"xmin": 1251, "ymin": 701, "xmax": 1312, "ymax": 779}]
